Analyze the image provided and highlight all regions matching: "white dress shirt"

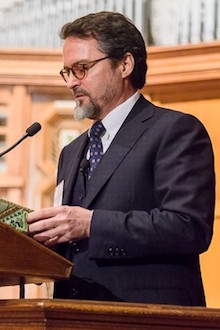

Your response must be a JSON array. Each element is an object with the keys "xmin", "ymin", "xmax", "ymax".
[{"xmin": 88, "ymin": 91, "xmax": 140, "ymax": 155}]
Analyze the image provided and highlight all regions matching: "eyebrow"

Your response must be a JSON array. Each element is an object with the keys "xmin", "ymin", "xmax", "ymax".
[{"xmin": 63, "ymin": 59, "xmax": 90, "ymax": 69}]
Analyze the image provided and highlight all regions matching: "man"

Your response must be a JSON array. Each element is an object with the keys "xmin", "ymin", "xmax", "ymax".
[{"xmin": 28, "ymin": 11, "xmax": 215, "ymax": 306}]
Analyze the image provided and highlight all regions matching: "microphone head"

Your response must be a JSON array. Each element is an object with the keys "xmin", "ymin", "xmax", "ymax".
[
  {"xmin": 80, "ymin": 158, "xmax": 90, "ymax": 172},
  {"xmin": 26, "ymin": 122, "xmax": 41, "ymax": 137}
]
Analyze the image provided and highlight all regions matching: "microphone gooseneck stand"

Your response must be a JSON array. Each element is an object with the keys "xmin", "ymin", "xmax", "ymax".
[{"xmin": 0, "ymin": 122, "xmax": 42, "ymax": 299}]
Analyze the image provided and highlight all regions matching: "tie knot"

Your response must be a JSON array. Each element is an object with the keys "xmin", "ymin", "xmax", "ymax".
[{"xmin": 90, "ymin": 121, "xmax": 105, "ymax": 139}]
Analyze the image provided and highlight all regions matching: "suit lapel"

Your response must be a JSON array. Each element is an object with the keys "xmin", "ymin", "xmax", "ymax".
[
  {"xmin": 82, "ymin": 96, "xmax": 155, "ymax": 208},
  {"xmin": 62, "ymin": 133, "xmax": 88, "ymax": 205}
]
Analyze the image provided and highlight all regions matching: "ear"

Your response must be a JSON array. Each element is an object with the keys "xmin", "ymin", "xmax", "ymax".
[{"xmin": 120, "ymin": 52, "xmax": 135, "ymax": 79}]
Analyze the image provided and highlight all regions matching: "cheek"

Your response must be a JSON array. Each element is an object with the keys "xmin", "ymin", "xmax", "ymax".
[
  {"xmin": 95, "ymin": 80, "xmax": 116, "ymax": 104},
  {"xmin": 86, "ymin": 67, "xmax": 120, "ymax": 104},
  {"xmin": 85, "ymin": 79, "xmax": 108, "ymax": 100},
  {"xmin": 98, "ymin": 71, "xmax": 119, "ymax": 94}
]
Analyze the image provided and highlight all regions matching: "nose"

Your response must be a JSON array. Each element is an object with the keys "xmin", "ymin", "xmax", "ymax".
[{"xmin": 66, "ymin": 73, "xmax": 81, "ymax": 90}]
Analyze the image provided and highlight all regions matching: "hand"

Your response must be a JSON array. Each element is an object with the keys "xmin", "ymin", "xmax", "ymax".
[{"xmin": 27, "ymin": 205, "xmax": 92, "ymax": 247}]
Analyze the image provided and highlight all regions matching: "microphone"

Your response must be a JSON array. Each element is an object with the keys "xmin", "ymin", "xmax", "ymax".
[
  {"xmin": 25, "ymin": 122, "xmax": 41, "ymax": 137},
  {"xmin": 80, "ymin": 158, "xmax": 90, "ymax": 189},
  {"xmin": 0, "ymin": 122, "xmax": 41, "ymax": 157},
  {"xmin": 80, "ymin": 158, "xmax": 90, "ymax": 174}
]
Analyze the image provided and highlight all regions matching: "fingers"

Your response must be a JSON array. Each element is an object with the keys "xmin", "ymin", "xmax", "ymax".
[
  {"xmin": 27, "ymin": 208, "xmax": 61, "ymax": 244},
  {"xmin": 44, "ymin": 236, "xmax": 59, "ymax": 247},
  {"xmin": 28, "ymin": 218, "xmax": 54, "ymax": 235},
  {"xmin": 33, "ymin": 231, "xmax": 60, "ymax": 247},
  {"xmin": 27, "ymin": 207, "xmax": 60, "ymax": 224},
  {"xmin": 27, "ymin": 206, "xmax": 92, "ymax": 245},
  {"xmin": 27, "ymin": 206, "xmax": 66, "ymax": 236}
]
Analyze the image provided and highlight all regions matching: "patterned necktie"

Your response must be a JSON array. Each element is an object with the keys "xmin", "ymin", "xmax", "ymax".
[{"xmin": 88, "ymin": 121, "xmax": 106, "ymax": 180}]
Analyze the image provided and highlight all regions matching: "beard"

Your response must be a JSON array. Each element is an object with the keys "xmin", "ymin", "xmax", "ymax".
[
  {"xmin": 73, "ymin": 98, "xmax": 100, "ymax": 120},
  {"xmin": 72, "ymin": 76, "xmax": 118, "ymax": 120},
  {"xmin": 72, "ymin": 88, "xmax": 101, "ymax": 120}
]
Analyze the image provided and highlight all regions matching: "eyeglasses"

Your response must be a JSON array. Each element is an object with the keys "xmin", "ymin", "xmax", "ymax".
[{"xmin": 60, "ymin": 56, "xmax": 110, "ymax": 82}]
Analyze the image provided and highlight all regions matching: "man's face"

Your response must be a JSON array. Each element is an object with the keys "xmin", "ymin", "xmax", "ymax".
[{"xmin": 62, "ymin": 36, "xmax": 123, "ymax": 121}]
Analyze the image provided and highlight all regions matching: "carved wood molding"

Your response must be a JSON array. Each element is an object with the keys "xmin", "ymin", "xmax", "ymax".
[
  {"xmin": 145, "ymin": 42, "xmax": 220, "ymax": 101},
  {"xmin": 0, "ymin": 42, "xmax": 219, "ymax": 97},
  {"xmin": 0, "ymin": 299, "xmax": 220, "ymax": 329}
]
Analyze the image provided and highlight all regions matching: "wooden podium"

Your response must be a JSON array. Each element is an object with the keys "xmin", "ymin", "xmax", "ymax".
[
  {"xmin": 0, "ymin": 221, "xmax": 220, "ymax": 330},
  {"xmin": 0, "ymin": 221, "xmax": 73, "ymax": 287}
]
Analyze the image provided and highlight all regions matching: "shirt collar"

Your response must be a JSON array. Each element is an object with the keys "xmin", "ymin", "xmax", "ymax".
[
  {"xmin": 102, "ymin": 91, "xmax": 140, "ymax": 137},
  {"xmin": 88, "ymin": 91, "xmax": 140, "ymax": 138}
]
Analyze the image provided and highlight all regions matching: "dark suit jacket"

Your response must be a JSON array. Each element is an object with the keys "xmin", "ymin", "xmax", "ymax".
[{"xmin": 54, "ymin": 95, "xmax": 215, "ymax": 306}]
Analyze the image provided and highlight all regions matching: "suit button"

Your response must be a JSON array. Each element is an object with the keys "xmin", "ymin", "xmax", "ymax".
[
  {"xmin": 120, "ymin": 248, "xmax": 127, "ymax": 256},
  {"xmin": 71, "ymin": 242, "xmax": 80, "ymax": 253},
  {"xmin": 108, "ymin": 247, "xmax": 114, "ymax": 256},
  {"xmin": 79, "ymin": 194, "xmax": 84, "ymax": 201},
  {"xmin": 115, "ymin": 247, "xmax": 120, "ymax": 256},
  {"xmin": 72, "ymin": 288, "xmax": 79, "ymax": 297}
]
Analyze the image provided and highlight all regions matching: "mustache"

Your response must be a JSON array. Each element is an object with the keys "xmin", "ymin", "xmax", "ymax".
[{"xmin": 72, "ymin": 88, "xmax": 90, "ymax": 98}]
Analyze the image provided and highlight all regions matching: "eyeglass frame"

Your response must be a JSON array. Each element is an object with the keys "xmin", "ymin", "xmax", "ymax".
[{"xmin": 60, "ymin": 56, "xmax": 111, "ymax": 82}]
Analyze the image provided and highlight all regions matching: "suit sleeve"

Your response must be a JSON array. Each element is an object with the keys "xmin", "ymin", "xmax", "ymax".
[{"xmin": 89, "ymin": 113, "xmax": 215, "ymax": 259}]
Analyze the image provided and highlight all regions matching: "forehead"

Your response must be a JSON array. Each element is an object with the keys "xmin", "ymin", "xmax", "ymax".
[{"xmin": 63, "ymin": 37, "xmax": 102, "ymax": 64}]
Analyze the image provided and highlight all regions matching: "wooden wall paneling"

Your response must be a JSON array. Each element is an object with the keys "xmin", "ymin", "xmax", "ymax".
[{"xmin": 153, "ymin": 98, "xmax": 220, "ymax": 308}]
